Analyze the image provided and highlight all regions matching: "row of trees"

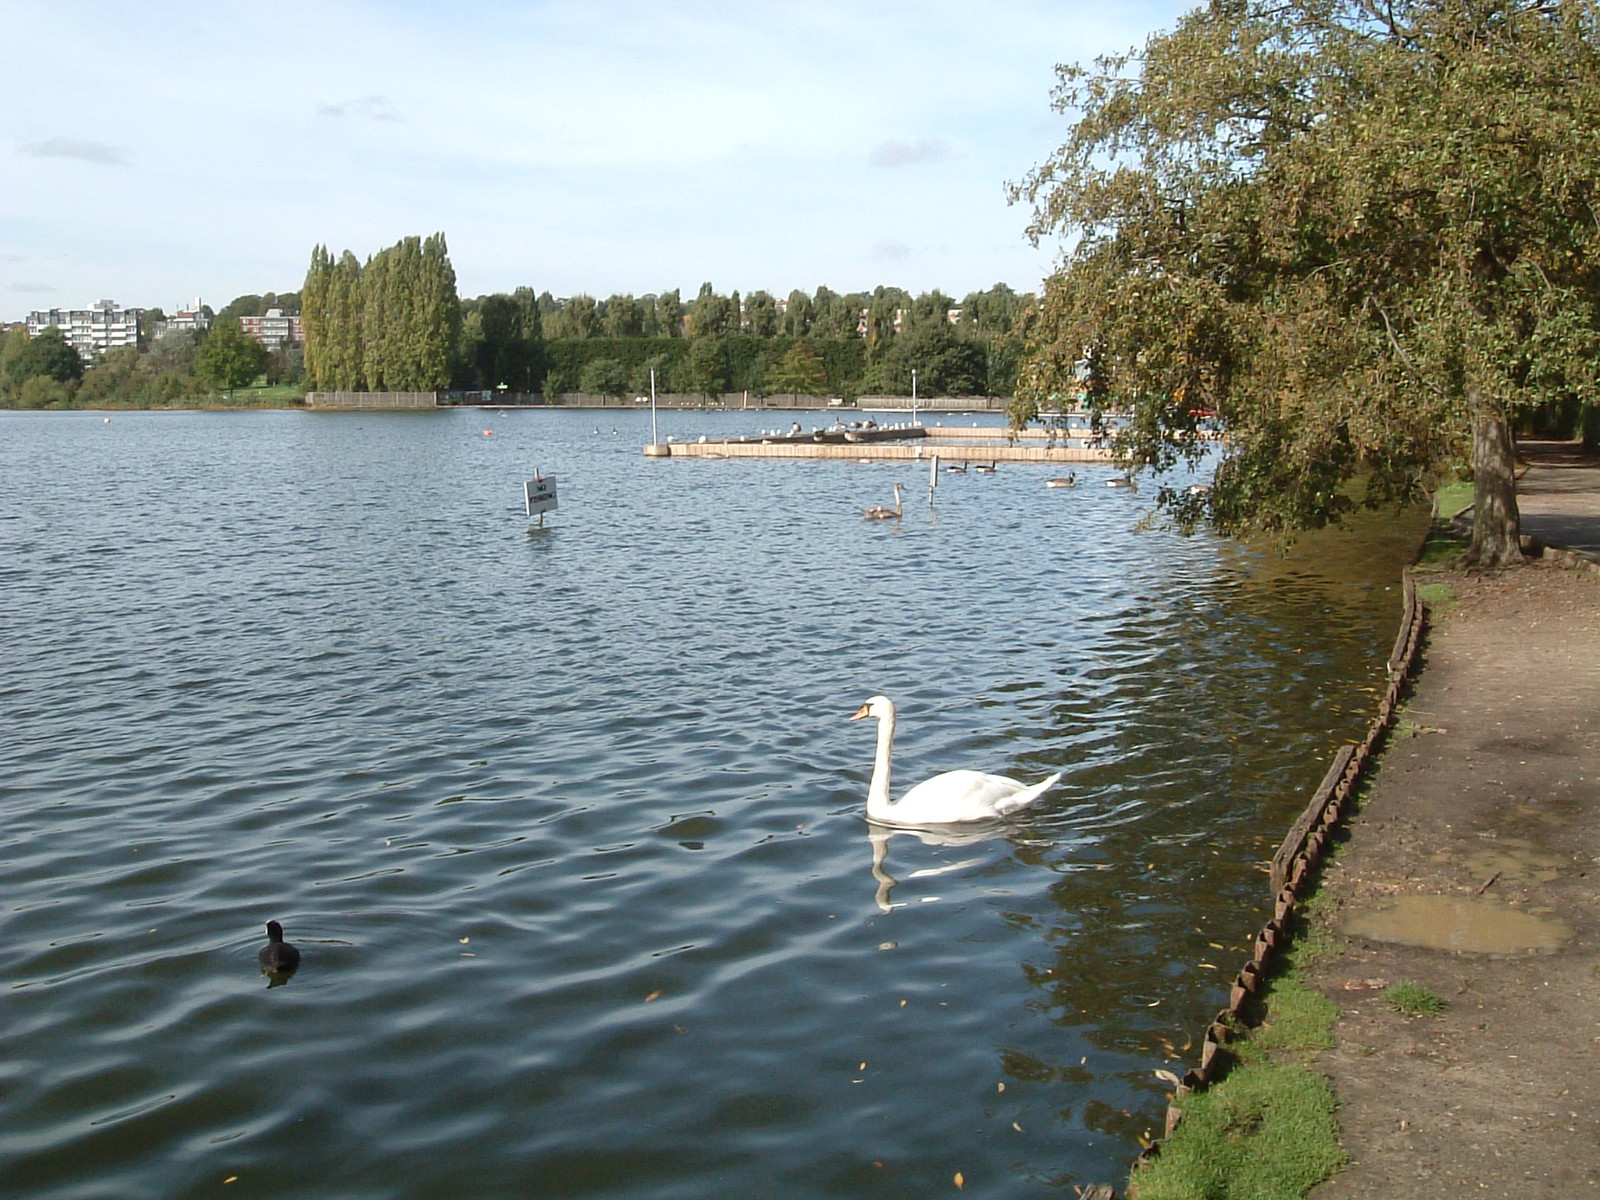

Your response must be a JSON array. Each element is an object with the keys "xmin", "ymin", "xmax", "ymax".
[
  {"xmin": 302, "ymin": 234, "xmax": 460, "ymax": 391},
  {"xmin": 457, "ymin": 281, "xmax": 1031, "ymax": 398},
  {"xmin": 1012, "ymin": 0, "xmax": 1600, "ymax": 567}
]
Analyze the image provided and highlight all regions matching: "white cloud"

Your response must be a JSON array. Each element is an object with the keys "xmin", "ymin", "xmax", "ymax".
[
  {"xmin": 17, "ymin": 138, "xmax": 126, "ymax": 165},
  {"xmin": 316, "ymin": 96, "xmax": 404, "ymax": 123},
  {"xmin": 870, "ymin": 140, "xmax": 952, "ymax": 168}
]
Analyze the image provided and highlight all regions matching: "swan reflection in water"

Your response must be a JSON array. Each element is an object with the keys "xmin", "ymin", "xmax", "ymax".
[{"xmin": 866, "ymin": 820, "xmax": 1013, "ymax": 913}]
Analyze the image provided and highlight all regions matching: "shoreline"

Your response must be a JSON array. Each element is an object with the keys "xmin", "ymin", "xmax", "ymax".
[{"xmin": 1129, "ymin": 440, "xmax": 1600, "ymax": 1199}]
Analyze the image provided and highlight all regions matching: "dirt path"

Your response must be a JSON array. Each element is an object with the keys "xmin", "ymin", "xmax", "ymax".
[{"xmin": 1303, "ymin": 444, "xmax": 1600, "ymax": 1198}]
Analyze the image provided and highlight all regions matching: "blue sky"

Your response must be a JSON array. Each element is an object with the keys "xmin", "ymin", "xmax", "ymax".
[{"xmin": 2, "ymin": 1, "xmax": 1187, "ymax": 321}]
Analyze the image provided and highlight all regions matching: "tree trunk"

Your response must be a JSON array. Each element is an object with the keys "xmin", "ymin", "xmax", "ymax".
[{"xmin": 1464, "ymin": 407, "xmax": 1523, "ymax": 568}]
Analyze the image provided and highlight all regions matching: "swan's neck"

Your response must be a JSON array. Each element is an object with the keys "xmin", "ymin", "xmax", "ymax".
[{"xmin": 866, "ymin": 712, "xmax": 896, "ymax": 820}]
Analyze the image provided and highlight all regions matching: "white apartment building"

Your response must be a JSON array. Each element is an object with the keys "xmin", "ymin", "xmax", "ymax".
[
  {"xmin": 238, "ymin": 309, "xmax": 302, "ymax": 350},
  {"xmin": 26, "ymin": 300, "xmax": 141, "ymax": 360}
]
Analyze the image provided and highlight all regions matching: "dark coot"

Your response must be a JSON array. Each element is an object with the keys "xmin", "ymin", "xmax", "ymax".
[{"xmin": 258, "ymin": 920, "xmax": 301, "ymax": 972}]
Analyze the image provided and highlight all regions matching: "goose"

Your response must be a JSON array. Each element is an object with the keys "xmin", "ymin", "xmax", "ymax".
[
  {"xmin": 862, "ymin": 483, "xmax": 904, "ymax": 520},
  {"xmin": 849, "ymin": 695, "xmax": 1061, "ymax": 826},
  {"xmin": 1107, "ymin": 475, "xmax": 1133, "ymax": 488},
  {"xmin": 1047, "ymin": 472, "xmax": 1077, "ymax": 488},
  {"xmin": 974, "ymin": 461, "xmax": 997, "ymax": 474},
  {"xmin": 945, "ymin": 463, "xmax": 968, "ymax": 474},
  {"xmin": 258, "ymin": 920, "xmax": 301, "ymax": 974}
]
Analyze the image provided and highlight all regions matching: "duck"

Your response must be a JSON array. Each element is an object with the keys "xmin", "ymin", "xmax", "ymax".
[
  {"xmin": 257, "ymin": 920, "xmax": 301, "ymax": 974},
  {"xmin": 862, "ymin": 483, "xmax": 904, "ymax": 520},
  {"xmin": 849, "ymin": 695, "xmax": 1061, "ymax": 826},
  {"xmin": 1047, "ymin": 472, "xmax": 1077, "ymax": 488}
]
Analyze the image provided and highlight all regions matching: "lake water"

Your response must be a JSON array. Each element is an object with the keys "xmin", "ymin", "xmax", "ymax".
[{"xmin": 0, "ymin": 407, "xmax": 1423, "ymax": 1199}]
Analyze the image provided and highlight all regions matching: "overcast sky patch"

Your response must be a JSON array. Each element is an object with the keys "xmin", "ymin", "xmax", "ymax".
[
  {"xmin": 872, "ymin": 240, "xmax": 913, "ymax": 261},
  {"xmin": 18, "ymin": 138, "xmax": 126, "ymax": 165}
]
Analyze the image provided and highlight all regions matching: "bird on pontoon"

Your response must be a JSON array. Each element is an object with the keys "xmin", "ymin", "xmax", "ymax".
[
  {"xmin": 850, "ymin": 696, "xmax": 1061, "ymax": 826},
  {"xmin": 861, "ymin": 483, "xmax": 904, "ymax": 520}
]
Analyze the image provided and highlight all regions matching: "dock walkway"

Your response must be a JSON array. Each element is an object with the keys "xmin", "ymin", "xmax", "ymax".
[{"xmin": 643, "ymin": 425, "xmax": 1117, "ymax": 465}]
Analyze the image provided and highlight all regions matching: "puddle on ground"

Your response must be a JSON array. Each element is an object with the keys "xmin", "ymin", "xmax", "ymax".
[
  {"xmin": 1445, "ymin": 839, "xmax": 1566, "ymax": 886},
  {"xmin": 1341, "ymin": 894, "xmax": 1572, "ymax": 955}
]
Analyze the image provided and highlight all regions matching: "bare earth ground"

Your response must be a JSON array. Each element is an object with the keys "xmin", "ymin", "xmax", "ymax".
[{"xmin": 1304, "ymin": 443, "xmax": 1600, "ymax": 1198}]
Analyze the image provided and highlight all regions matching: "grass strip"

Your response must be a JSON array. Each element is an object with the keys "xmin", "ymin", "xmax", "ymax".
[{"xmin": 1129, "ymin": 935, "xmax": 1346, "ymax": 1199}]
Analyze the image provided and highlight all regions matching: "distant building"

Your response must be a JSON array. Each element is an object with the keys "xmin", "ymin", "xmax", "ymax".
[
  {"xmin": 238, "ymin": 309, "xmax": 302, "ymax": 350},
  {"xmin": 158, "ymin": 300, "xmax": 210, "ymax": 338},
  {"xmin": 26, "ymin": 300, "xmax": 141, "ymax": 360}
]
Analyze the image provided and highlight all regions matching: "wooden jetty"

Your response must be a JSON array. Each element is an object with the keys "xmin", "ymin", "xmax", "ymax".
[{"xmin": 643, "ymin": 425, "xmax": 1117, "ymax": 464}]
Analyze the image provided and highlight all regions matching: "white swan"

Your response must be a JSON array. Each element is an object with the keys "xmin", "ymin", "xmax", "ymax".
[
  {"xmin": 862, "ymin": 483, "xmax": 904, "ymax": 520},
  {"xmin": 850, "ymin": 695, "xmax": 1061, "ymax": 826}
]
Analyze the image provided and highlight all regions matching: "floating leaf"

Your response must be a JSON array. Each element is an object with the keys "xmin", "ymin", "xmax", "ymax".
[
  {"xmin": 997, "ymin": 1082, "xmax": 1005, "ymax": 1093},
  {"xmin": 954, "ymin": 1172, "xmax": 965, "ymax": 1189},
  {"xmin": 644, "ymin": 990, "xmax": 663, "ymax": 1003},
  {"xmin": 1154, "ymin": 1069, "xmax": 1182, "ymax": 1087}
]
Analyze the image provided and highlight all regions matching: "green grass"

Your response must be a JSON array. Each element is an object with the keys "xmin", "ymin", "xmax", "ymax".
[
  {"xmin": 1432, "ymin": 479, "xmax": 1473, "ymax": 521},
  {"xmin": 1381, "ymin": 982, "xmax": 1447, "ymax": 1017},
  {"xmin": 1129, "ymin": 929, "xmax": 1346, "ymax": 1199},
  {"xmin": 1130, "ymin": 1050, "xmax": 1345, "ymax": 1200},
  {"xmin": 1415, "ymin": 581, "xmax": 1456, "ymax": 608}
]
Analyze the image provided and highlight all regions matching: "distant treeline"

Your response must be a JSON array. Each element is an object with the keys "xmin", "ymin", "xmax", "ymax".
[
  {"xmin": 0, "ymin": 232, "xmax": 1035, "ymax": 409},
  {"xmin": 300, "ymin": 233, "xmax": 1033, "ymax": 398},
  {"xmin": 462, "ymin": 281, "xmax": 1031, "ymax": 399}
]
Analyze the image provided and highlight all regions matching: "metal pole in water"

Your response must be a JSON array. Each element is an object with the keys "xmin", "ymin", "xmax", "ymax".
[
  {"xmin": 650, "ymin": 367, "xmax": 659, "ymax": 446},
  {"xmin": 911, "ymin": 368, "xmax": 919, "ymax": 427},
  {"xmin": 928, "ymin": 453, "xmax": 939, "ymax": 504}
]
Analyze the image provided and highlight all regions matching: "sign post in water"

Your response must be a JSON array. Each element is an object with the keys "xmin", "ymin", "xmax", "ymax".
[{"xmin": 524, "ymin": 473, "xmax": 558, "ymax": 525}]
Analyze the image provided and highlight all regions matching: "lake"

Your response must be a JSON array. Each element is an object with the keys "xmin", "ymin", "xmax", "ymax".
[{"xmin": 0, "ymin": 406, "xmax": 1424, "ymax": 1199}]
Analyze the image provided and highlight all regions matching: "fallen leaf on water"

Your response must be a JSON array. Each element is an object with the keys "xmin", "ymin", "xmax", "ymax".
[
  {"xmin": 224, "ymin": 1179, "xmax": 238, "ymax": 1186},
  {"xmin": 644, "ymin": 990, "xmax": 663, "ymax": 1003},
  {"xmin": 459, "ymin": 937, "xmax": 470, "ymax": 944},
  {"xmin": 673, "ymin": 1025, "xmax": 688, "ymax": 1034},
  {"xmin": 997, "ymin": 1082, "xmax": 1005, "ymax": 1093},
  {"xmin": 1154, "ymin": 1069, "xmax": 1182, "ymax": 1087},
  {"xmin": 954, "ymin": 1172, "xmax": 965, "ymax": 1189},
  {"xmin": 1012, "ymin": 1121, "xmax": 1023, "ymax": 1132},
  {"xmin": 878, "ymin": 942, "xmax": 897, "ymax": 951}
]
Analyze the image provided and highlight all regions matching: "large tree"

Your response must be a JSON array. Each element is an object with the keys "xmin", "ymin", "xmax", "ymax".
[
  {"xmin": 1013, "ymin": 0, "xmax": 1600, "ymax": 566},
  {"xmin": 195, "ymin": 319, "xmax": 270, "ymax": 397},
  {"xmin": 3, "ymin": 327, "xmax": 84, "ymax": 394}
]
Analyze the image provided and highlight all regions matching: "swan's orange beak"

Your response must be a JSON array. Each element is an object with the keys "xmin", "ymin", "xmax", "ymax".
[{"xmin": 849, "ymin": 703, "xmax": 871, "ymax": 721}]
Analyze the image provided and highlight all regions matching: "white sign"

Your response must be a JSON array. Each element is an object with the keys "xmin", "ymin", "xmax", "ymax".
[{"xmin": 524, "ymin": 476, "xmax": 558, "ymax": 517}]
